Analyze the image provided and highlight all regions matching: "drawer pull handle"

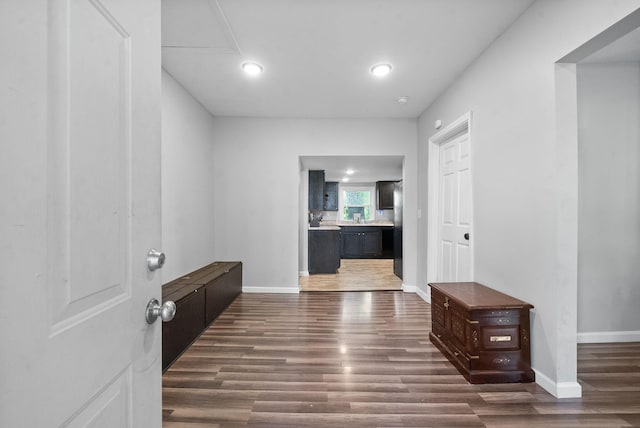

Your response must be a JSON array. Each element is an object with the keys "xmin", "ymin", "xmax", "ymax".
[
  {"xmin": 466, "ymin": 353, "xmax": 479, "ymax": 360},
  {"xmin": 465, "ymin": 318, "xmax": 479, "ymax": 325},
  {"xmin": 490, "ymin": 335, "xmax": 512, "ymax": 342}
]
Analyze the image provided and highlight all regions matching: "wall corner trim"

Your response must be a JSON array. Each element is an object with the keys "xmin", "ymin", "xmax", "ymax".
[
  {"xmin": 416, "ymin": 284, "xmax": 430, "ymax": 303},
  {"xmin": 533, "ymin": 369, "xmax": 582, "ymax": 398}
]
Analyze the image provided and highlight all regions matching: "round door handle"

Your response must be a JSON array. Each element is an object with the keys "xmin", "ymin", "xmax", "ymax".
[
  {"xmin": 147, "ymin": 249, "xmax": 166, "ymax": 271},
  {"xmin": 145, "ymin": 298, "xmax": 176, "ymax": 324},
  {"xmin": 464, "ymin": 233, "xmax": 470, "ymax": 241}
]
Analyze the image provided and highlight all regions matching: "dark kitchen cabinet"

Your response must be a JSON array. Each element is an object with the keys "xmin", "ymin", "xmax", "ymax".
[
  {"xmin": 162, "ymin": 261, "xmax": 242, "ymax": 371},
  {"xmin": 308, "ymin": 229, "xmax": 341, "ymax": 274},
  {"xmin": 340, "ymin": 227, "xmax": 382, "ymax": 258},
  {"xmin": 376, "ymin": 181, "xmax": 396, "ymax": 210},
  {"xmin": 309, "ymin": 170, "xmax": 325, "ymax": 210},
  {"xmin": 341, "ymin": 230, "xmax": 361, "ymax": 257},
  {"xmin": 381, "ymin": 226, "xmax": 394, "ymax": 259},
  {"xmin": 323, "ymin": 181, "xmax": 338, "ymax": 211}
]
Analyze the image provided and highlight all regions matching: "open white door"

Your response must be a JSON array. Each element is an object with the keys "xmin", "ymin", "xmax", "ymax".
[{"xmin": 0, "ymin": 1, "xmax": 162, "ymax": 426}]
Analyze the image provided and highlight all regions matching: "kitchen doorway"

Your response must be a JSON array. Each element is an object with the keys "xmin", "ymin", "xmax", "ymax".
[{"xmin": 299, "ymin": 155, "xmax": 404, "ymax": 292}]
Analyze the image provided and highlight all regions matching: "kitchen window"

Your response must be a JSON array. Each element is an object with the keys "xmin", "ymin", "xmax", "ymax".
[{"xmin": 340, "ymin": 186, "xmax": 375, "ymax": 222}]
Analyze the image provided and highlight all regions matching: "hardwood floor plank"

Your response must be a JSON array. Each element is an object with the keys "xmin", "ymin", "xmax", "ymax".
[
  {"xmin": 479, "ymin": 414, "xmax": 634, "ymax": 427},
  {"xmin": 163, "ymin": 291, "xmax": 640, "ymax": 427},
  {"xmin": 349, "ymin": 402, "xmax": 474, "ymax": 415}
]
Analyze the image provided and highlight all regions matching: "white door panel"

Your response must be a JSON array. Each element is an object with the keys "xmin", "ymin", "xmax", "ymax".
[
  {"xmin": 438, "ymin": 133, "xmax": 472, "ymax": 282},
  {"xmin": 1, "ymin": 1, "xmax": 161, "ymax": 426},
  {"xmin": 458, "ymin": 168, "xmax": 472, "ymax": 226},
  {"xmin": 440, "ymin": 240, "xmax": 454, "ymax": 281}
]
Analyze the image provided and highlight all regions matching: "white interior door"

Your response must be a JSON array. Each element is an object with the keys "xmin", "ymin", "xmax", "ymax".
[
  {"xmin": 0, "ymin": 1, "xmax": 162, "ymax": 426},
  {"xmin": 438, "ymin": 132, "xmax": 472, "ymax": 281}
]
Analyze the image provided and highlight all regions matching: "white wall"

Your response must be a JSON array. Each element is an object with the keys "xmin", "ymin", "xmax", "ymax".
[
  {"xmin": 211, "ymin": 118, "xmax": 417, "ymax": 291},
  {"xmin": 162, "ymin": 70, "xmax": 217, "ymax": 282},
  {"xmin": 416, "ymin": 0, "xmax": 640, "ymax": 397},
  {"xmin": 577, "ymin": 62, "xmax": 640, "ymax": 339}
]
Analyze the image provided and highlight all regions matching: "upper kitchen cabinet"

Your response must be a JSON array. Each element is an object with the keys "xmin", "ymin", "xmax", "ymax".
[
  {"xmin": 323, "ymin": 181, "xmax": 338, "ymax": 211},
  {"xmin": 309, "ymin": 170, "xmax": 325, "ymax": 210},
  {"xmin": 376, "ymin": 181, "xmax": 396, "ymax": 210}
]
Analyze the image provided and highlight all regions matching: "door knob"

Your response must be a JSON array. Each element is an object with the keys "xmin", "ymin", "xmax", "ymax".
[
  {"xmin": 147, "ymin": 249, "xmax": 166, "ymax": 271},
  {"xmin": 464, "ymin": 233, "xmax": 470, "ymax": 241},
  {"xmin": 145, "ymin": 298, "xmax": 176, "ymax": 324}
]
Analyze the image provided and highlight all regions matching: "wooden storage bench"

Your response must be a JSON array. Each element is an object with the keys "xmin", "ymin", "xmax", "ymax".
[
  {"xmin": 428, "ymin": 282, "xmax": 535, "ymax": 384},
  {"xmin": 162, "ymin": 261, "xmax": 242, "ymax": 371}
]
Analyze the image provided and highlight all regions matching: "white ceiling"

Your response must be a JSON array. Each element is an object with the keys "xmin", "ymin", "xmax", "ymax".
[
  {"xmin": 301, "ymin": 155, "xmax": 403, "ymax": 183},
  {"xmin": 162, "ymin": 0, "xmax": 535, "ymax": 119}
]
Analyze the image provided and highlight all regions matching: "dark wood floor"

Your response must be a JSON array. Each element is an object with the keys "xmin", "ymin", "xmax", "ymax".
[{"xmin": 162, "ymin": 291, "xmax": 640, "ymax": 427}]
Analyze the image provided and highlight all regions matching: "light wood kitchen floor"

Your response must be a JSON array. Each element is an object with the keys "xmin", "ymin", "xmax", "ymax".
[
  {"xmin": 162, "ymin": 291, "xmax": 640, "ymax": 427},
  {"xmin": 299, "ymin": 259, "xmax": 402, "ymax": 292}
]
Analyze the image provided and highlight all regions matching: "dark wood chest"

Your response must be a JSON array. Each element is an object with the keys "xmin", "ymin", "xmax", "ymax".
[{"xmin": 429, "ymin": 282, "xmax": 535, "ymax": 384}]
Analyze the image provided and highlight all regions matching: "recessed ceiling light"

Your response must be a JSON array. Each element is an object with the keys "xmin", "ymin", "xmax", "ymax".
[
  {"xmin": 241, "ymin": 61, "xmax": 263, "ymax": 76},
  {"xmin": 397, "ymin": 96, "xmax": 409, "ymax": 104},
  {"xmin": 346, "ymin": 169, "xmax": 355, "ymax": 175},
  {"xmin": 370, "ymin": 63, "xmax": 392, "ymax": 77},
  {"xmin": 342, "ymin": 177, "xmax": 350, "ymax": 182}
]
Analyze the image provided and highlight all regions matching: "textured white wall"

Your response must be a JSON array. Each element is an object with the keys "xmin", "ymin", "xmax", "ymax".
[
  {"xmin": 577, "ymin": 62, "xmax": 640, "ymax": 336},
  {"xmin": 416, "ymin": 0, "xmax": 640, "ymax": 395},
  {"xmin": 210, "ymin": 118, "xmax": 417, "ymax": 291},
  {"xmin": 161, "ymin": 70, "xmax": 217, "ymax": 282}
]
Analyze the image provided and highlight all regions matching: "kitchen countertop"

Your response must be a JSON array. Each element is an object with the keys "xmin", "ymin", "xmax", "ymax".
[
  {"xmin": 309, "ymin": 222, "xmax": 394, "ymax": 230},
  {"xmin": 336, "ymin": 222, "xmax": 394, "ymax": 227},
  {"xmin": 308, "ymin": 225, "xmax": 341, "ymax": 230}
]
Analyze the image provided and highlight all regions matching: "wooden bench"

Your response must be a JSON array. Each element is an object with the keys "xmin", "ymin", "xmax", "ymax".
[{"xmin": 162, "ymin": 261, "xmax": 242, "ymax": 371}]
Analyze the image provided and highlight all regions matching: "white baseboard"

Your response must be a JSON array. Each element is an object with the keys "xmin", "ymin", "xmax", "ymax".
[
  {"xmin": 402, "ymin": 283, "xmax": 416, "ymax": 293},
  {"xmin": 299, "ymin": 270, "xmax": 309, "ymax": 277},
  {"xmin": 242, "ymin": 286, "xmax": 300, "ymax": 294},
  {"xmin": 578, "ymin": 330, "xmax": 640, "ymax": 343},
  {"xmin": 533, "ymin": 369, "xmax": 582, "ymax": 398}
]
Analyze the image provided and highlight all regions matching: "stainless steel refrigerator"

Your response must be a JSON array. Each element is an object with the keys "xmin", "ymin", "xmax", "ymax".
[{"xmin": 393, "ymin": 180, "xmax": 403, "ymax": 279}]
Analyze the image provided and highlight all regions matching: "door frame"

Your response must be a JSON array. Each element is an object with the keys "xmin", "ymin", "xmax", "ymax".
[{"xmin": 426, "ymin": 112, "xmax": 474, "ymax": 284}]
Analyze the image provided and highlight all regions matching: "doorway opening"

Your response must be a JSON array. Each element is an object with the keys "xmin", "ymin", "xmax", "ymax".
[
  {"xmin": 298, "ymin": 156, "xmax": 404, "ymax": 292},
  {"xmin": 563, "ymin": 13, "xmax": 640, "ymax": 343},
  {"xmin": 554, "ymin": 7, "xmax": 640, "ymax": 398}
]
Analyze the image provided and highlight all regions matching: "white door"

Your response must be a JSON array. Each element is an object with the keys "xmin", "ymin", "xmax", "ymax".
[
  {"xmin": 438, "ymin": 132, "xmax": 472, "ymax": 281},
  {"xmin": 0, "ymin": 1, "xmax": 162, "ymax": 426}
]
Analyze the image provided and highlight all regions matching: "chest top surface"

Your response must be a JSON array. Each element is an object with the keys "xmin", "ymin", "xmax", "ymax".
[{"xmin": 429, "ymin": 282, "xmax": 533, "ymax": 311}]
